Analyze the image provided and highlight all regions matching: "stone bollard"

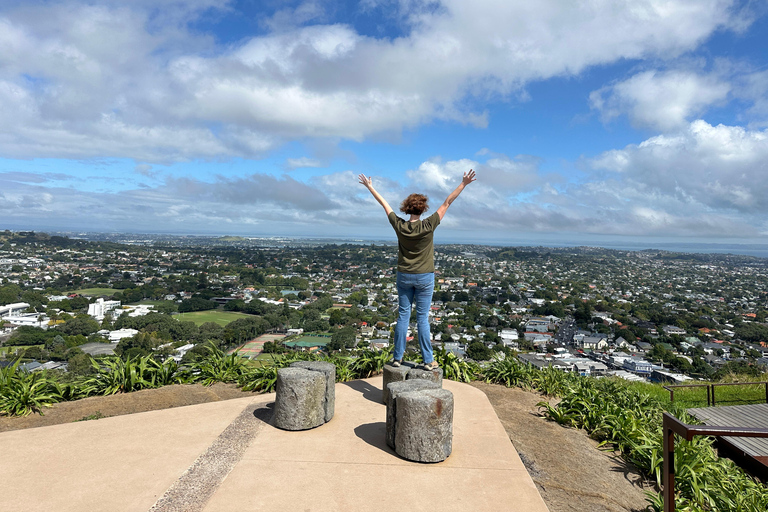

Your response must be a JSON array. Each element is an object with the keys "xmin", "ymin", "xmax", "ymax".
[
  {"xmin": 395, "ymin": 388, "xmax": 454, "ymax": 463},
  {"xmin": 273, "ymin": 368, "xmax": 326, "ymax": 431},
  {"xmin": 382, "ymin": 361, "xmax": 418, "ymax": 404},
  {"xmin": 407, "ymin": 366, "xmax": 444, "ymax": 388},
  {"xmin": 385, "ymin": 380, "xmax": 440, "ymax": 450},
  {"xmin": 290, "ymin": 361, "xmax": 336, "ymax": 422}
]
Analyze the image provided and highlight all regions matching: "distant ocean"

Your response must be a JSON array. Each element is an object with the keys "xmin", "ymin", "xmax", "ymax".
[
  {"xmin": 28, "ymin": 227, "xmax": 768, "ymax": 259},
  {"xmin": 275, "ymin": 235, "xmax": 768, "ymax": 259},
  {"xmin": 533, "ymin": 241, "xmax": 768, "ymax": 258},
  {"xmin": 452, "ymin": 238, "xmax": 768, "ymax": 259}
]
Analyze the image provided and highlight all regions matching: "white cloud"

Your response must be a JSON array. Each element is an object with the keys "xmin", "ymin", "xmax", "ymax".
[
  {"xmin": 285, "ymin": 157, "xmax": 324, "ymax": 170},
  {"xmin": 587, "ymin": 120, "xmax": 768, "ymax": 216},
  {"xmin": 734, "ymin": 69, "xmax": 768, "ymax": 126},
  {"xmin": 0, "ymin": 0, "xmax": 750, "ymax": 161},
  {"xmin": 4, "ymin": 121, "xmax": 768, "ymax": 239},
  {"xmin": 590, "ymin": 69, "xmax": 731, "ymax": 131}
]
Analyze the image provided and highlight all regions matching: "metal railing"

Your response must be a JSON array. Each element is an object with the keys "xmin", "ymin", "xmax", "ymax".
[
  {"xmin": 664, "ymin": 381, "xmax": 768, "ymax": 406},
  {"xmin": 662, "ymin": 412, "xmax": 768, "ymax": 512}
]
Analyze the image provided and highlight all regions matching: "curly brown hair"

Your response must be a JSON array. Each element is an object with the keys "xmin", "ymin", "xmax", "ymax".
[{"xmin": 400, "ymin": 193, "xmax": 429, "ymax": 216}]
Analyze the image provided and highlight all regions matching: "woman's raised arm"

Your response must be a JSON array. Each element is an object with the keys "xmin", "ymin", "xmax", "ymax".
[
  {"xmin": 358, "ymin": 174, "xmax": 393, "ymax": 215},
  {"xmin": 437, "ymin": 169, "xmax": 476, "ymax": 220}
]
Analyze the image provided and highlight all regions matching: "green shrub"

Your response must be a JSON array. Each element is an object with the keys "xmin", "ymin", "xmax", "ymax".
[
  {"xmin": 0, "ymin": 362, "xmax": 61, "ymax": 416},
  {"xmin": 431, "ymin": 347, "xmax": 478, "ymax": 382},
  {"xmin": 351, "ymin": 347, "xmax": 392, "ymax": 379},
  {"xmin": 483, "ymin": 356, "xmax": 535, "ymax": 388},
  {"xmin": 80, "ymin": 354, "xmax": 179, "ymax": 395},
  {"xmin": 530, "ymin": 371, "xmax": 768, "ymax": 511},
  {"xmin": 188, "ymin": 343, "xmax": 252, "ymax": 386}
]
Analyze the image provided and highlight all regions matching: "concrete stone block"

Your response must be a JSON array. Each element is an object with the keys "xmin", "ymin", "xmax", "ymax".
[
  {"xmin": 407, "ymin": 366, "xmax": 444, "ymax": 387},
  {"xmin": 290, "ymin": 361, "xmax": 336, "ymax": 422},
  {"xmin": 381, "ymin": 361, "xmax": 417, "ymax": 404},
  {"xmin": 273, "ymin": 368, "xmax": 325, "ymax": 431},
  {"xmin": 395, "ymin": 388, "xmax": 454, "ymax": 463},
  {"xmin": 385, "ymin": 379, "xmax": 440, "ymax": 449}
]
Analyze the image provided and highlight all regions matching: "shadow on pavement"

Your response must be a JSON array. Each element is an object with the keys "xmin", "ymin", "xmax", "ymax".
[
  {"xmin": 354, "ymin": 421, "xmax": 396, "ymax": 455},
  {"xmin": 252, "ymin": 401, "xmax": 274, "ymax": 424},
  {"xmin": 343, "ymin": 380, "xmax": 384, "ymax": 404}
]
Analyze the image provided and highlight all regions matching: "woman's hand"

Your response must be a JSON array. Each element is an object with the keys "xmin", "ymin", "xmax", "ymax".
[
  {"xmin": 358, "ymin": 173, "xmax": 393, "ymax": 214},
  {"xmin": 358, "ymin": 174, "xmax": 373, "ymax": 189},
  {"xmin": 462, "ymin": 169, "xmax": 476, "ymax": 186}
]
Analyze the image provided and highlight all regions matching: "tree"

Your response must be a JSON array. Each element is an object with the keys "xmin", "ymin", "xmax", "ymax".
[
  {"xmin": 262, "ymin": 341, "xmax": 287, "ymax": 354},
  {"xmin": 67, "ymin": 353, "xmax": 95, "ymax": 376},
  {"xmin": 466, "ymin": 341, "xmax": 493, "ymax": 361},
  {"xmin": 328, "ymin": 326, "xmax": 356, "ymax": 351},
  {"xmin": 329, "ymin": 308, "xmax": 346, "ymax": 326},
  {"xmin": 178, "ymin": 297, "xmax": 217, "ymax": 313},
  {"xmin": 23, "ymin": 346, "xmax": 44, "ymax": 360},
  {"xmin": 56, "ymin": 315, "xmax": 100, "ymax": 336},
  {"xmin": 0, "ymin": 284, "xmax": 22, "ymax": 305}
]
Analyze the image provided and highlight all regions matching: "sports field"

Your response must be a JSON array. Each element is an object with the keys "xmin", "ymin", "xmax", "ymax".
[
  {"xmin": 229, "ymin": 333, "xmax": 286, "ymax": 358},
  {"xmin": 175, "ymin": 310, "xmax": 252, "ymax": 326},
  {"xmin": 68, "ymin": 287, "xmax": 115, "ymax": 296},
  {"xmin": 284, "ymin": 335, "xmax": 332, "ymax": 350}
]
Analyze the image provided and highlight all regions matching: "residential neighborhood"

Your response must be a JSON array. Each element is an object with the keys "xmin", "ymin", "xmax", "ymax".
[{"xmin": 1, "ymin": 230, "xmax": 767, "ymax": 382}]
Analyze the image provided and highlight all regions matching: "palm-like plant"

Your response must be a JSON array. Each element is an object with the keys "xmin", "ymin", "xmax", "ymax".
[
  {"xmin": 432, "ymin": 347, "xmax": 478, "ymax": 382},
  {"xmin": 81, "ymin": 355, "xmax": 161, "ymax": 395},
  {"xmin": 351, "ymin": 347, "xmax": 392, "ymax": 379},
  {"xmin": 189, "ymin": 343, "xmax": 252, "ymax": 386},
  {"xmin": 0, "ymin": 362, "xmax": 61, "ymax": 416},
  {"xmin": 483, "ymin": 357, "xmax": 534, "ymax": 388}
]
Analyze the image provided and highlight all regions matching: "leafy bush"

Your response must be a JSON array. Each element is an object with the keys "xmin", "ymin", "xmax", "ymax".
[
  {"xmin": 530, "ymin": 371, "xmax": 768, "ymax": 511},
  {"xmin": 431, "ymin": 347, "xmax": 479, "ymax": 383},
  {"xmin": 188, "ymin": 343, "xmax": 251, "ymax": 386},
  {"xmin": 484, "ymin": 357, "xmax": 535, "ymax": 389},
  {"xmin": 351, "ymin": 347, "xmax": 392, "ymax": 379},
  {"xmin": 0, "ymin": 362, "xmax": 61, "ymax": 416},
  {"xmin": 80, "ymin": 354, "xmax": 185, "ymax": 395},
  {"xmin": 240, "ymin": 364, "xmax": 280, "ymax": 393}
]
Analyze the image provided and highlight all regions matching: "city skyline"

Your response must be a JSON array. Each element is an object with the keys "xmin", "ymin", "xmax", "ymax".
[{"xmin": 1, "ymin": 1, "xmax": 767, "ymax": 245}]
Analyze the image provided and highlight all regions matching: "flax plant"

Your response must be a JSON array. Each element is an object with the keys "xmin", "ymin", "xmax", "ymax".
[
  {"xmin": 0, "ymin": 362, "xmax": 61, "ymax": 416},
  {"xmin": 81, "ymin": 355, "xmax": 163, "ymax": 395},
  {"xmin": 431, "ymin": 347, "xmax": 478, "ymax": 382},
  {"xmin": 189, "ymin": 342, "xmax": 252, "ymax": 386}
]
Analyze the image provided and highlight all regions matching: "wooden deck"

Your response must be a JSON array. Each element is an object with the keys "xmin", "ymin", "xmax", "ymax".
[{"xmin": 689, "ymin": 403, "xmax": 768, "ymax": 479}]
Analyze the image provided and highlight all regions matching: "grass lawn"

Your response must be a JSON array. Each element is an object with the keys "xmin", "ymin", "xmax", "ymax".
[
  {"xmin": 0, "ymin": 344, "xmax": 43, "ymax": 357},
  {"xmin": 175, "ymin": 310, "xmax": 252, "ymax": 327},
  {"xmin": 68, "ymin": 287, "xmax": 116, "ymax": 296},
  {"xmin": 629, "ymin": 378, "xmax": 768, "ymax": 408}
]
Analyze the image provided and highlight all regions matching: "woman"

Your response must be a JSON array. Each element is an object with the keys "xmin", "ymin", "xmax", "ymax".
[{"xmin": 358, "ymin": 169, "xmax": 476, "ymax": 369}]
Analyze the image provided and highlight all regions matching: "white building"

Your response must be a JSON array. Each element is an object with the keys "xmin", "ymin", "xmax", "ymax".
[
  {"xmin": 525, "ymin": 318, "xmax": 550, "ymax": 332},
  {"xmin": 500, "ymin": 328, "xmax": 519, "ymax": 348},
  {"xmin": 0, "ymin": 302, "xmax": 30, "ymax": 317},
  {"xmin": 173, "ymin": 343, "xmax": 195, "ymax": 362},
  {"xmin": 88, "ymin": 298, "xmax": 121, "ymax": 321},
  {"xmin": 123, "ymin": 304, "xmax": 153, "ymax": 317},
  {"xmin": 1, "ymin": 314, "xmax": 48, "ymax": 328},
  {"xmin": 108, "ymin": 328, "xmax": 139, "ymax": 343},
  {"xmin": 623, "ymin": 358, "xmax": 653, "ymax": 374}
]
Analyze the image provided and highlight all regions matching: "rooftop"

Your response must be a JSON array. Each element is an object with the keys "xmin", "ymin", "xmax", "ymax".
[{"xmin": 0, "ymin": 377, "xmax": 549, "ymax": 512}]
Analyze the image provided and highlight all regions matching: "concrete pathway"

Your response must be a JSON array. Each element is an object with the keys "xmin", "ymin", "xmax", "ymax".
[{"xmin": 0, "ymin": 377, "xmax": 549, "ymax": 512}]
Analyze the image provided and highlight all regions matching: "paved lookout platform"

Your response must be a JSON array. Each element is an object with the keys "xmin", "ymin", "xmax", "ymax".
[{"xmin": 0, "ymin": 377, "xmax": 549, "ymax": 512}]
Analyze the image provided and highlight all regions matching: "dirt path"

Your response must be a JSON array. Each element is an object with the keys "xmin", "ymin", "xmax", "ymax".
[{"xmin": 470, "ymin": 381, "xmax": 654, "ymax": 512}]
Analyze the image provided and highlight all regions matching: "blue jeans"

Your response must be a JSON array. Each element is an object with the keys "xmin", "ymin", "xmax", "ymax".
[{"xmin": 394, "ymin": 272, "xmax": 435, "ymax": 363}]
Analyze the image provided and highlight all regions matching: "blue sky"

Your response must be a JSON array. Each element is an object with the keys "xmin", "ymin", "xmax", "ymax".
[{"xmin": 1, "ymin": 0, "xmax": 768, "ymax": 246}]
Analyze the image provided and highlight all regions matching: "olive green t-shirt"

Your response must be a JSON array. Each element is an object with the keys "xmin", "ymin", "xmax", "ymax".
[{"xmin": 388, "ymin": 211, "xmax": 441, "ymax": 274}]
